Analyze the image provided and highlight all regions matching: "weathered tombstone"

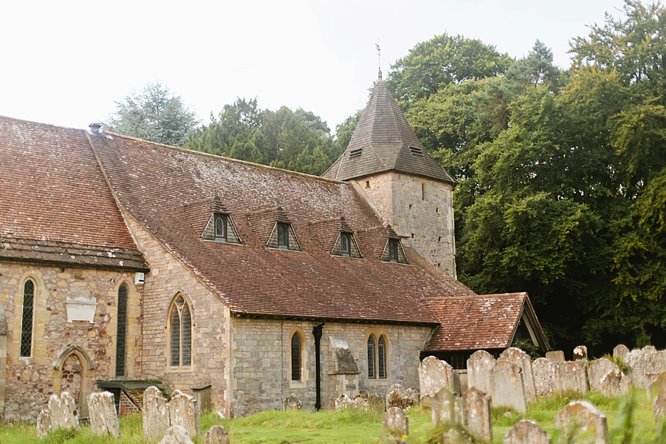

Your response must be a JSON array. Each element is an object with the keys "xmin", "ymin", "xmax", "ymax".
[
  {"xmin": 613, "ymin": 344, "xmax": 630, "ymax": 360},
  {"xmin": 625, "ymin": 346, "xmax": 666, "ymax": 389},
  {"xmin": 462, "ymin": 387, "xmax": 492, "ymax": 442},
  {"xmin": 556, "ymin": 361, "xmax": 588, "ymax": 393},
  {"xmin": 466, "ymin": 350, "xmax": 495, "ymax": 396},
  {"xmin": 599, "ymin": 368, "xmax": 631, "ymax": 398},
  {"xmin": 545, "ymin": 350, "xmax": 565, "ymax": 362},
  {"xmin": 159, "ymin": 425, "xmax": 194, "ymax": 444},
  {"xmin": 573, "ymin": 345, "xmax": 588, "ymax": 361},
  {"xmin": 532, "ymin": 358, "xmax": 556, "ymax": 397},
  {"xmin": 418, "ymin": 356, "xmax": 454, "ymax": 406},
  {"xmin": 588, "ymin": 358, "xmax": 620, "ymax": 393},
  {"xmin": 36, "ymin": 409, "xmax": 51, "ymax": 437},
  {"xmin": 283, "ymin": 393, "xmax": 302, "ymax": 410},
  {"xmin": 556, "ymin": 400, "xmax": 609, "ymax": 444},
  {"xmin": 650, "ymin": 371, "xmax": 666, "ymax": 420},
  {"xmin": 383, "ymin": 406, "xmax": 409, "ymax": 443},
  {"xmin": 491, "ymin": 359, "xmax": 527, "ymax": 414},
  {"xmin": 386, "ymin": 384, "xmax": 418, "ymax": 409},
  {"xmin": 169, "ymin": 390, "xmax": 199, "ymax": 438},
  {"xmin": 500, "ymin": 347, "xmax": 537, "ymax": 403},
  {"xmin": 204, "ymin": 425, "xmax": 229, "ymax": 444},
  {"xmin": 503, "ymin": 419, "xmax": 549, "ymax": 444},
  {"xmin": 144, "ymin": 386, "xmax": 171, "ymax": 441},
  {"xmin": 48, "ymin": 392, "xmax": 80, "ymax": 431},
  {"xmin": 334, "ymin": 393, "xmax": 368, "ymax": 411},
  {"xmin": 441, "ymin": 426, "xmax": 474, "ymax": 444},
  {"xmin": 87, "ymin": 391, "xmax": 119, "ymax": 437},
  {"xmin": 430, "ymin": 387, "xmax": 458, "ymax": 426}
]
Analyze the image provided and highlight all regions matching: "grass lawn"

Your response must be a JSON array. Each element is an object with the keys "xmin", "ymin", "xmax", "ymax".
[{"xmin": 0, "ymin": 390, "xmax": 663, "ymax": 443}]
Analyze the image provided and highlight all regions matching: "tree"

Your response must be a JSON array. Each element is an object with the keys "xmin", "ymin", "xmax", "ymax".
[{"xmin": 108, "ymin": 82, "xmax": 198, "ymax": 146}]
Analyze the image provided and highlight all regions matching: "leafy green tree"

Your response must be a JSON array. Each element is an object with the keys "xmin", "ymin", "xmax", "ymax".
[{"xmin": 108, "ymin": 82, "xmax": 198, "ymax": 146}]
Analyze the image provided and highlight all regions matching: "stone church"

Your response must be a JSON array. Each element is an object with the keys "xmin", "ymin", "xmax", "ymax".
[{"xmin": 0, "ymin": 75, "xmax": 548, "ymax": 421}]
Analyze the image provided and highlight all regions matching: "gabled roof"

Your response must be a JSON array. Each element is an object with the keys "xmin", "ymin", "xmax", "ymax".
[
  {"xmin": 88, "ymin": 131, "xmax": 476, "ymax": 323},
  {"xmin": 323, "ymin": 78, "xmax": 454, "ymax": 184},
  {"xmin": 0, "ymin": 116, "xmax": 147, "ymax": 270},
  {"xmin": 425, "ymin": 292, "xmax": 549, "ymax": 352}
]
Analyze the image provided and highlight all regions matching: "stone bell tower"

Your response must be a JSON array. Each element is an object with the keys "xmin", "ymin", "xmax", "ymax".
[{"xmin": 323, "ymin": 71, "xmax": 457, "ymax": 277}]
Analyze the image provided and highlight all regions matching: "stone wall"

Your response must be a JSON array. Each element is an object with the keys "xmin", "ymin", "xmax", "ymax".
[
  {"xmin": 353, "ymin": 172, "xmax": 456, "ymax": 277},
  {"xmin": 0, "ymin": 261, "xmax": 141, "ymax": 420},
  {"xmin": 123, "ymin": 215, "xmax": 231, "ymax": 415},
  {"xmin": 230, "ymin": 317, "xmax": 431, "ymax": 416}
]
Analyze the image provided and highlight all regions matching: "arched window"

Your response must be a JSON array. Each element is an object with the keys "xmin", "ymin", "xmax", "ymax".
[
  {"xmin": 115, "ymin": 283, "xmax": 128, "ymax": 377},
  {"xmin": 367, "ymin": 335, "xmax": 376, "ymax": 379},
  {"xmin": 20, "ymin": 279, "xmax": 35, "ymax": 357},
  {"xmin": 378, "ymin": 335, "xmax": 387, "ymax": 379},
  {"xmin": 169, "ymin": 295, "xmax": 192, "ymax": 367},
  {"xmin": 291, "ymin": 332, "xmax": 302, "ymax": 381}
]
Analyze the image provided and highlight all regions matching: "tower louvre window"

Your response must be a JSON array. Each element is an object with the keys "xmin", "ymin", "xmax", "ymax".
[
  {"xmin": 409, "ymin": 146, "xmax": 423, "ymax": 156},
  {"xmin": 349, "ymin": 148, "xmax": 362, "ymax": 158}
]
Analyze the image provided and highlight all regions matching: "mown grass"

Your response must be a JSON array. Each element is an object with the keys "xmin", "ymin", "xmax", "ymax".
[{"xmin": 0, "ymin": 390, "xmax": 663, "ymax": 443}]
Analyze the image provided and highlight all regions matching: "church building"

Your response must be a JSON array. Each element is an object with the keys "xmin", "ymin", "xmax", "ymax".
[{"xmin": 0, "ymin": 75, "xmax": 548, "ymax": 421}]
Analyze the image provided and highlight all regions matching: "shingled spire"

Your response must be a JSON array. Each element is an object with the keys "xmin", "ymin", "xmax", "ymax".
[{"xmin": 323, "ymin": 78, "xmax": 453, "ymax": 183}]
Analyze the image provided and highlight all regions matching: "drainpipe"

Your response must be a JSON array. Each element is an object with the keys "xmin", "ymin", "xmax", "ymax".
[{"xmin": 312, "ymin": 323, "xmax": 324, "ymax": 410}]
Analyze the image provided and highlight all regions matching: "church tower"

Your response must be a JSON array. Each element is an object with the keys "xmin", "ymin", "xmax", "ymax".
[{"xmin": 323, "ymin": 72, "xmax": 457, "ymax": 276}]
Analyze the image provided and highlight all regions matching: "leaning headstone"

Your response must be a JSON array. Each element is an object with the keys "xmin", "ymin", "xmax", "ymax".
[
  {"xmin": 283, "ymin": 393, "xmax": 302, "ymax": 410},
  {"xmin": 386, "ymin": 384, "xmax": 418, "ymax": 409},
  {"xmin": 613, "ymin": 344, "xmax": 630, "ymax": 360},
  {"xmin": 462, "ymin": 387, "xmax": 492, "ymax": 442},
  {"xmin": 599, "ymin": 368, "xmax": 631, "ymax": 398},
  {"xmin": 36, "ymin": 409, "xmax": 51, "ymax": 437},
  {"xmin": 383, "ymin": 407, "xmax": 409, "ymax": 443},
  {"xmin": 532, "ymin": 358, "xmax": 556, "ymax": 397},
  {"xmin": 491, "ymin": 359, "xmax": 527, "ymax": 414},
  {"xmin": 573, "ymin": 345, "xmax": 588, "ymax": 361},
  {"xmin": 418, "ymin": 356, "xmax": 454, "ymax": 406},
  {"xmin": 48, "ymin": 392, "xmax": 80, "ymax": 431},
  {"xmin": 556, "ymin": 400, "xmax": 609, "ymax": 444},
  {"xmin": 159, "ymin": 425, "xmax": 194, "ymax": 444},
  {"xmin": 556, "ymin": 361, "xmax": 588, "ymax": 393},
  {"xmin": 87, "ymin": 391, "xmax": 119, "ymax": 437},
  {"xmin": 169, "ymin": 390, "xmax": 199, "ymax": 438},
  {"xmin": 588, "ymin": 358, "xmax": 620, "ymax": 393},
  {"xmin": 500, "ymin": 347, "xmax": 536, "ymax": 402},
  {"xmin": 545, "ymin": 350, "xmax": 565, "ymax": 362},
  {"xmin": 143, "ymin": 386, "xmax": 171, "ymax": 441},
  {"xmin": 430, "ymin": 387, "xmax": 458, "ymax": 426},
  {"xmin": 650, "ymin": 371, "xmax": 666, "ymax": 420},
  {"xmin": 204, "ymin": 425, "xmax": 229, "ymax": 444},
  {"xmin": 467, "ymin": 350, "xmax": 495, "ymax": 395},
  {"xmin": 503, "ymin": 419, "xmax": 549, "ymax": 444}
]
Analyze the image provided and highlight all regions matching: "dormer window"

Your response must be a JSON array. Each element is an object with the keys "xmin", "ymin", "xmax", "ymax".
[
  {"xmin": 331, "ymin": 218, "xmax": 362, "ymax": 258},
  {"xmin": 388, "ymin": 239, "xmax": 399, "ymax": 262},
  {"xmin": 381, "ymin": 225, "xmax": 408, "ymax": 264},
  {"xmin": 214, "ymin": 214, "xmax": 228, "ymax": 241},
  {"xmin": 340, "ymin": 232, "xmax": 351, "ymax": 256},
  {"xmin": 277, "ymin": 222, "xmax": 290, "ymax": 249},
  {"xmin": 201, "ymin": 196, "xmax": 242, "ymax": 244},
  {"xmin": 267, "ymin": 210, "xmax": 302, "ymax": 251}
]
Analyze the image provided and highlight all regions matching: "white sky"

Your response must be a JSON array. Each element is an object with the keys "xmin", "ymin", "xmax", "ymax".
[{"xmin": 0, "ymin": 0, "xmax": 627, "ymax": 133}]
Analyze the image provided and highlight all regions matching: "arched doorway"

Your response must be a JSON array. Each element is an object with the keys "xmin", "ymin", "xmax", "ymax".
[{"xmin": 53, "ymin": 346, "xmax": 94, "ymax": 419}]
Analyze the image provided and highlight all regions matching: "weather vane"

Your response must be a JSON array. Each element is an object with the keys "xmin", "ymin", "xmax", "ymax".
[{"xmin": 375, "ymin": 41, "xmax": 382, "ymax": 80}]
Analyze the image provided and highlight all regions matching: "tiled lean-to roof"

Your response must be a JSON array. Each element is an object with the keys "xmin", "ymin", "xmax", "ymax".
[
  {"xmin": 0, "ymin": 116, "xmax": 147, "ymax": 270},
  {"xmin": 88, "ymin": 131, "xmax": 475, "ymax": 324},
  {"xmin": 323, "ymin": 78, "xmax": 454, "ymax": 184}
]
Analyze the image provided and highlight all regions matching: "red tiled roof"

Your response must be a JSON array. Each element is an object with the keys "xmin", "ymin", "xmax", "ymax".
[
  {"xmin": 0, "ymin": 116, "xmax": 146, "ymax": 270},
  {"xmin": 425, "ymin": 293, "xmax": 528, "ymax": 351},
  {"xmin": 89, "ymin": 132, "xmax": 476, "ymax": 323}
]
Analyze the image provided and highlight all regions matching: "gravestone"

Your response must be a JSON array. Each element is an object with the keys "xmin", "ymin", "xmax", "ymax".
[
  {"xmin": 143, "ymin": 386, "xmax": 171, "ymax": 441},
  {"xmin": 159, "ymin": 425, "xmax": 194, "ymax": 444},
  {"xmin": 588, "ymin": 358, "xmax": 620, "ymax": 393},
  {"xmin": 383, "ymin": 407, "xmax": 409, "ymax": 443},
  {"xmin": 466, "ymin": 350, "xmax": 495, "ymax": 395},
  {"xmin": 490, "ymin": 359, "xmax": 527, "ymax": 414},
  {"xmin": 650, "ymin": 371, "xmax": 666, "ymax": 420},
  {"xmin": 557, "ymin": 361, "xmax": 588, "ymax": 393},
  {"xmin": 418, "ymin": 356, "xmax": 454, "ymax": 406},
  {"xmin": 87, "ymin": 391, "xmax": 119, "ymax": 437},
  {"xmin": 386, "ymin": 384, "xmax": 418, "ymax": 409},
  {"xmin": 462, "ymin": 387, "xmax": 492, "ymax": 442},
  {"xmin": 556, "ymin": 400, "xmax": 609, "ymax": 444},
  {"xmin": 599, "ymin": 368, "xmax": 630, "ymax": 398},
  {"xmin": 430, "ymin": 387, "xmax": 458, "ymax": 426},
  {"xmin": 50, "ymin": 392, "xmax": 80, "ymax": 431},
  {"xmin": 334, "ymin": 394, "xmax": 368, "ymax": 410},
  {"xmin": 500, "ymin": 347, "xmax": 536, "ymax": 402},
  {"xmin": 545, "ymin": 350, "xmax": 565, "ymax": 362},
  {"xmin": 625, "ymin": 346, "xmax": 666, "ymax": 389},
  {"xmin": 36, "ymin": 409, "xmax": 51, "ymax": 437},
  {"xmin": 283, "ymin": 394, "xmax": 302, "ymax": 410},
  {"xmin": 613, "ymin": 344, "xmax": 630, "ymax": 360},
  {"xmin": 503, "ymin": 419, "xmax": 549, "ymax": 444},
  {"xmin": 169, "ymin": 390, "xmax": 199, "ymax": 438},
  {"xmin": 532, "ymin": 358, "xmax": 556, "ymax": 397},
  {"xmin": 573, "ymin": 345, "xmax": 588, "ymax": 361},
  {"xmin": 204, "ymin": 425, "xmax": 229, "ymax": 444}
]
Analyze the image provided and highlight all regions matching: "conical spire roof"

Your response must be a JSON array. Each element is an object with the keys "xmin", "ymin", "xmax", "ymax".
[{"xmin": 323, "ymin": 78, "xmax": 453, "ymax": 183}]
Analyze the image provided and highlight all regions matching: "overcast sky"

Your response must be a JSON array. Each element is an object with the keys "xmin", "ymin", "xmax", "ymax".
[{"xmin": 0, "ymin": 0, "xmax": 627, "ymax": 133}]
